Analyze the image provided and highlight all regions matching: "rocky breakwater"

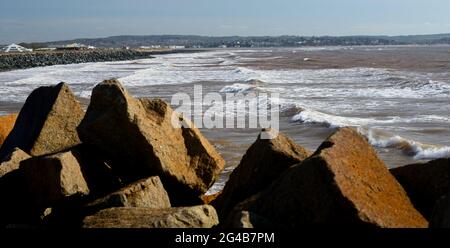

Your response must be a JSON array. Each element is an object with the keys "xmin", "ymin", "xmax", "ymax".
[
  {"xmin": 212, "ymin": 129, "xmax": 312, "ymax": 221},
  {"xmin": 0, "ymin": 49, "xmax": 158, "ymax": 71},
  {"xmin": 390, "ymin": 158, "xmax": 450, "ymax": 227},
  {"xmin": 0, "ymin": 79, "xmax": 223, "ymax": 228},
  {"xmin": 0, "ymin": 78, "xmax": 448, "ymax": 228},
  {"xmin": 220, "ymin": 128, "xmax": 430, "ymax": 228}
]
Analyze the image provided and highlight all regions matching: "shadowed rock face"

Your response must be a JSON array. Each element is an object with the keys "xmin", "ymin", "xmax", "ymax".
[
  {"xmin": 391, "ymin": 158, "xmax": 450, "ymax": 219},
  {"xmin": 19, "ymin": 145, "xmax": 122, "ymax": 216},
  {"xmin": 77, "ymin": 79, "xmax": 224, "ymax": 205},
  {"xmin": 21, "ymin": 151, "xmax": 91, "ymax": 211},
  {"xmin": 212, "ymin": 129, "xmax": 311, "ymax": 220},
  {"xmin": 82, "ymin": 205, "xmax": 219, "ymax": 228},
  {"xmin": 0, "ymin": 83, "xmax": 84, "ymax": 161},
  {"xmin": 431, "ymin": 193, "xmax": 450, "ymax": 228},
  {"xmin": 0, "ymin": 148, "xmax": 32, "ymax": 225},
  {"xmin": 232, "ymin": 127, "xmax": 428, "ymax": 228},
  {"xmin": 0, "ymin": 114, "xmax": 17, "ymax": 149}
]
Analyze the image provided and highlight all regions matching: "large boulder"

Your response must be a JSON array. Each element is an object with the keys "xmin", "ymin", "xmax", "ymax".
[
  {"xmin": 390, "ymin": 158, "xmax": 450, "ymax": 219},
  {"xmin": 77, "ymin": 79, "xmax": 224, "ymax": 205},
  {"xmin": 232, "ymin": 127, "xmax": 428, "ymax": 228},
  {"xmin": 212, "ymin": 129, "xmax": 311, "ymax": 220},
  {"xmin": 0, "ymin": 148, "xmax": 30, "ymax": 177},
  {"xmin": 0, "ymin": 83, "xmax": 84, "ymax": 160},
  {"xmin": 44, "ymin": 176, "xmax": 170, "ymax": 227},
  {"xmin": 20, "ymin": 146, "xmax": 122, "ymax": 212},
  {"xmin": 0, "ymin": 114, "xmax": 17, "ymax": 149},
  {"xmin": 21, "ymin": 150, "xmax": 90, "ymax": 211},
  {"xmin": 85, "ymin": 176, "xmax": 171, "ymax": 212},
  {"xmin": 82, "ymin": 205, "xmax": 219, "ymax": 228}
]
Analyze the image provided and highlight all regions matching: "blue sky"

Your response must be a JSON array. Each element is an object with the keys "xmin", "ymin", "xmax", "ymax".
[{"xmin": 1, "ymin": 0, "xmax": 450, "ymax": 43}]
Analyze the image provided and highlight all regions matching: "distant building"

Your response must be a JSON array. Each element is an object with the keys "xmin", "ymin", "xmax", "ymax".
[
  {"xmin": 56, "ymin": 43, "xmax": 89, "ymax": 50},
  {"xmin": 140, "ymin": 45, "xmax": 163, "ymax": 49},
  {"xmin": 168, "ymin": 45, "xmax": 185, "ymax": 49},
  {"xmin": 65, "ymin": 43, "xmax": 86, "ymax": 48},
  {"xmin": 35, "ymin": 47, "xmax": 57, "ymax": 51},
  {"xmin": 1, "ymin": 43, "xmax": 32, "ymax": 53}
]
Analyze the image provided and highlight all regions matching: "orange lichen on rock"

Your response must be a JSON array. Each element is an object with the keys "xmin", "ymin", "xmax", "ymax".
[{"xmin": 0, "ymin": 114, "xmax": 18, "ymax": 148}]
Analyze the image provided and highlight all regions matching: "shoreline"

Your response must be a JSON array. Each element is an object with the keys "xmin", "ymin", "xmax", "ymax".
[{"xmin": 0, "ymin": 48, "xmax": 205, "ymax": 72}]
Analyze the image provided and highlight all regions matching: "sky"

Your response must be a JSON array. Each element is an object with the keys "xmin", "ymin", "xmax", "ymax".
[{"xmin": 1, "ymin": 0, "xmax": 450, "ymax": 43}]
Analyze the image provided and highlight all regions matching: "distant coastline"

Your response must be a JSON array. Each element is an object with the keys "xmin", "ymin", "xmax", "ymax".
[
  {"xmin": 0, "ymin": 48, "xmax": 202, "ymax": 72},
  {"xmin": 20, "ymin": 33, "xmax": 450, "ymax": 49}
]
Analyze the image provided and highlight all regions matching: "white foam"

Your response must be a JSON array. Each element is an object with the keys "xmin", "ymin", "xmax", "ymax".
[
  {"xmin": 405, "ymin": 115, "xmax": 450, "ymax": 123},
  {"xmin": 205, "ymin": 182, "xmax": 223, "ymax": 195},
  {"xmin": 2, "ymin": 52, "xmax": 449, "ymax": 103},
  {"xmin": 219, "ymin": 83, "xmax": 258, "ymax": 93},
  {"xmin": 205, "ymin": 166, "xmax": 236, "ymax": 195},
  {"xmin": 363, "ymin": 128, "xmax": 450, "ymax": 159},
  {"xmin": 290, "ymin": 108, "xmax": 405, "ymax": 128},
  {"xmin": 413, "ymin": 146, "xmax": 450, "ymax": 160},
  {"xmin": 78, "ymin": 90, "xmax": 93, "ymax": 99},
  {"xmin": 232, "ymin": 66, "xmax": 260, "ymax": 77},
  {"xmin": 292, "ymin": 109, "xmax": 366, "ymax": 128}
]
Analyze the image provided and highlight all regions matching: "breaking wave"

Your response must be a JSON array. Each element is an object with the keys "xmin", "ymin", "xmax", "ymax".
[
  {"xmin": 291, "ymin": 108, "xmax": 450, "ymax": 160},
  {"xmin": 362, "ymin": 128, "xmax": 450, "ymax": 160},
  {"xmin": 219, "ymin": 83, "xmax": 258, "ymax": 93}
]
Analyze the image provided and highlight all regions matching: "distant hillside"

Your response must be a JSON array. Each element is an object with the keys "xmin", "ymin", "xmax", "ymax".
[
  {"xmin": 20, "ymin": 33, "xmax": 450, "ymax": 48},
  {"xmin": 388, "ymin": 33, "xmax": 450, "ymax": 43}
]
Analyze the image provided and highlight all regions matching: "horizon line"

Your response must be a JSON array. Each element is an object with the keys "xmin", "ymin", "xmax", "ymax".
[{"xmin": 7, "ymin": 32, "xmax": 450, "ymax": 44}]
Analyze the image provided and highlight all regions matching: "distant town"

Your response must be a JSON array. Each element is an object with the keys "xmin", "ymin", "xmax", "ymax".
[{"xmin": 2, "ymin": 33, "xmax": 450, "ymax": 53}]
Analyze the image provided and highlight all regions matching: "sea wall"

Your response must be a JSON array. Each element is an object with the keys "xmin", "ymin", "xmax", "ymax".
[{"xmin": 0, "ymin": 49, "xmax": 182, "ymax": 71}]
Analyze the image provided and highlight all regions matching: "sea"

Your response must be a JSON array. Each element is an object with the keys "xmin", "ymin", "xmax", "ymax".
[{"xmin": 1, "ymin": 46, "xmax": 449, "ymax": 194}]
